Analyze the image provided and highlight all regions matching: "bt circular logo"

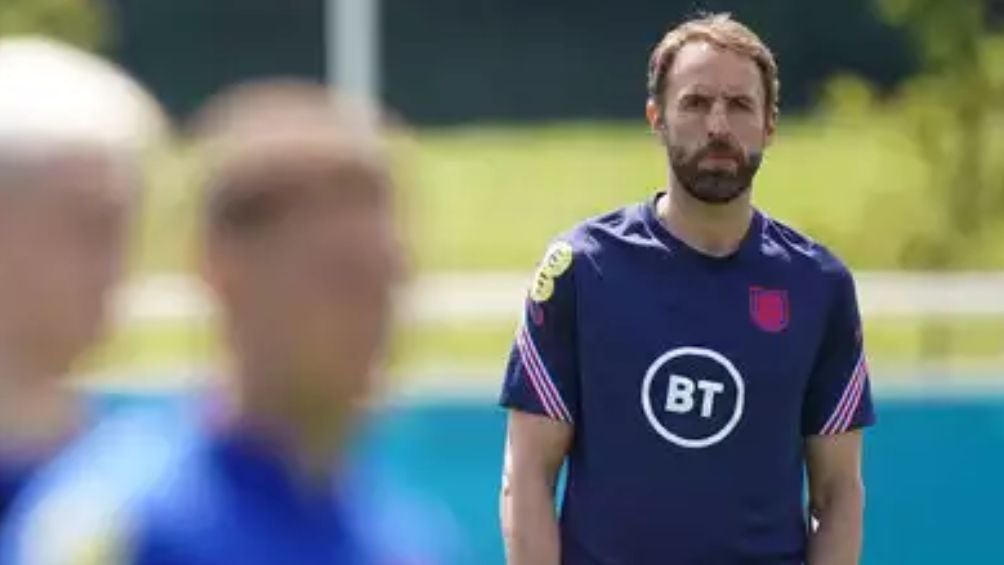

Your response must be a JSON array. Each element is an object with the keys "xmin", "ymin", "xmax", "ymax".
[{"xmin": 640, "ymin": 346, "xmax": 745, "ymax": 449}]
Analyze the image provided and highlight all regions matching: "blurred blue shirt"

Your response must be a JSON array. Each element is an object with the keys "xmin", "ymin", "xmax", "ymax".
[
  {"xmin": 0, "ymin": 398, "xmax": 459, "ymax": 565},
  {"xmin": 0, "ymin": 394, "xmax": 104, "ymax": 527},
  {"xmin": 0, "ymin": 461, "xmax": 32, "ymax": 526}
]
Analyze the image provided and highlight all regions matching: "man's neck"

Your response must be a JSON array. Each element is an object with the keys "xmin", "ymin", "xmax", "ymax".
[
  {"xmin": 225, "ymin": 369, "xmax": 352, "ymax": 490},
  {"xmin": 0, "ymin": 351, "xmax": 80, "ymax": 458},
  {"xmin": 658, "ymin": 183, "xmax": 755, "ymax": 258}
]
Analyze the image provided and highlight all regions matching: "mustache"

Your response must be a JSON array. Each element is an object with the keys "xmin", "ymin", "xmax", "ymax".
[{"xmin": 694, "ymin": 139, "xmax": 744, "ymax": 162}]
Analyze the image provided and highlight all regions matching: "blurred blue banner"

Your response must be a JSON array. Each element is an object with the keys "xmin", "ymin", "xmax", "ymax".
[{"xmin": 92, "ymin": 387, "xmax": 1004, "ymax": 564}]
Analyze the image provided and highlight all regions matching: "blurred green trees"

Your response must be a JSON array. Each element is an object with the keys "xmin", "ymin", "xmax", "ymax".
[
  {"xmin": 878, "ymin": 0, "xmax": 1004, "ymax": 270},
  {"xmin": 0, "ymin": 0, "xmax": 105, "ymax": 49},
  {"xmin": 862, "ymin": 0, "xmax": 1004, "ymax": 359}
]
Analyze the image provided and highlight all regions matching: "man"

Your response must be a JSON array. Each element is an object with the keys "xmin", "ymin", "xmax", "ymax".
[
  {"xmin": 500, "ymin": 13, "xmax": 873, "ymax": 565},
  {"xmin": 0, "ymin": 82, "xmax": 452, "ymax": 564},
  {"xmin": 0, "ymin": 37, "xmax": 164, "ymax": 523}
]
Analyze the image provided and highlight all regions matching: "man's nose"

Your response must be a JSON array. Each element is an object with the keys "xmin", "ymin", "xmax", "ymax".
[{"xmin": 706, "ymin": 100, "xmax": 731, "ymax": 140}]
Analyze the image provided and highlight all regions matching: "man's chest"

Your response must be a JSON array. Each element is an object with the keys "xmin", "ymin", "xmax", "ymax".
[{"xmin": 574, "ymin": 260, "xmax": 829, "ymax": 450}]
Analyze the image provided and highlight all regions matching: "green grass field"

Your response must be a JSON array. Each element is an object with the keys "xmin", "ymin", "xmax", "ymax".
[{"xmin": 84, "ymin": 115, "xmax": 1004, "ymax": 383}]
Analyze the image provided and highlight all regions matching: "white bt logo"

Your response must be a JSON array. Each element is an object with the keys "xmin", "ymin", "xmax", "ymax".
[
  {"xmin": 664, "ymin": 375, "xmax": 726, "ymax": 418},
  {"xmin": 641, "ymin": 347, "xmax": 745, "ymax": 449}
]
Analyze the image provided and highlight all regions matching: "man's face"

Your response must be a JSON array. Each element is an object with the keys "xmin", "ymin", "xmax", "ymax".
[
  {"xmin": 649, "ymin": 41, "xmax": 774, "ymax": 204},
  {"xmin": 212, "ymin": 181, "xmax": 403, "ymax": 411},
  {"xmin": 0, "ymin": 149, "xmax": 135, "ymax": 371}
]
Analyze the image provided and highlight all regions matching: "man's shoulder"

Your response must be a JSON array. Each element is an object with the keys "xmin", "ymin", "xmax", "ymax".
[
  {"xmin": 760, "ymin": 212, "xmax": 853, "ymax": 284},
  {"xmin": 549, "ymin": 200, "xmax": 650, "ymax": 259},
  {"xmin": 0, "ymin": 461, "xmax": 33, "ymax": 526}
]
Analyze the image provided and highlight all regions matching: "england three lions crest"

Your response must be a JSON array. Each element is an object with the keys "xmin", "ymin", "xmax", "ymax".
[{"xmin": 749, "ymin": 286, "xmax": 789, "ymax": 333}]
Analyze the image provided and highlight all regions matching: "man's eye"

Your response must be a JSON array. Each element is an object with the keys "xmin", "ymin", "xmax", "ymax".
[
  {"xmin": 681, "ymin": 96, "xmax": 710, "ymax": 111},
  {"xmin": 729, "ymin": 97, "xmax": 754, "ymax": 111}
]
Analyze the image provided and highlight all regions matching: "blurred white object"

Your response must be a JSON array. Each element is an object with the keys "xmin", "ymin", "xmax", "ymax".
[
  {"xmin": 0, "ymin": 37, "xmax": 166, "ymax": 156},
  {"xmin": 855, "ymin": 272, "xmax": 1004, "ymax": 317},
  {"xmin": 327, "ymin": 0, "xmax": 380, "ymax": 102},
  {"xmin": 118, "ymin": 271, "xmax": 1004, "ymax": 326}
]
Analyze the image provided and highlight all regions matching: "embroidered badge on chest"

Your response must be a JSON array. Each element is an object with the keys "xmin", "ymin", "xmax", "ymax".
[{"xmin": 749, "ymin": 286, "xmax": 789, "ymax": 333}]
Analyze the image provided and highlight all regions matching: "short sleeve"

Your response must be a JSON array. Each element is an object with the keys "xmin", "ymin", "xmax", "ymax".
[
  {"xmin": 499, "ymin": 240, "xmax": 579, "ymax": 425},
  {"xmin": 802, "ymin": 268, "xmax": 876, "ymax": 436}
]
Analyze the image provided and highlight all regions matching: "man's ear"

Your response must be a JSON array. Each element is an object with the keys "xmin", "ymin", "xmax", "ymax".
[
  {"xmin": 645, "ymin": 98, "xmax": 664, "ymax": 133},
  {"xmin": 764, "ymin": 111, "xmax": 777, "ymax": 147}
]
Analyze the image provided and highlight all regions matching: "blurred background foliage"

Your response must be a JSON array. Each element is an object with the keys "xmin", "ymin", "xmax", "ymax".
[{"xmin": 0, "ymin": 0, "xmax": 105, "ymax": 49}]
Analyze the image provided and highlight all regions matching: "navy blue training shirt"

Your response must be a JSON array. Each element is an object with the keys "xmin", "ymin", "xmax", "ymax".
[{"xmin": 500, "ymin": 193, "xmax": 875, "ymax": 564}]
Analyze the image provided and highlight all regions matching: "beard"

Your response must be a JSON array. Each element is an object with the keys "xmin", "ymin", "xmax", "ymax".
[{"xmin": 667, "ymin": 138, "xmax": 763, "ymax": 204}]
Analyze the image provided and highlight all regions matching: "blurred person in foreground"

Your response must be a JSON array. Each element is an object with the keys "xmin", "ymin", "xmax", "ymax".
[
  {"xmin": 500, "ymin": 13, "xmax": 873, "ymax": 565},
  {"xmin": 0, "ymin": 82, "xmax": 454, "ymax": 564},
  {"xmin": 0, "ymin": 37, "xmax": 164, "ymax": 523}
]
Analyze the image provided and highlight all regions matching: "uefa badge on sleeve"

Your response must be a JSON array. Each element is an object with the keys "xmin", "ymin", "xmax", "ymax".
[
  {"xmin": 529, "ymin": 241, "xmax": 573, "ymax": 303},
  {"xmin": 749, "ymin": 286, "xmax": 789, "ymax": 333}
]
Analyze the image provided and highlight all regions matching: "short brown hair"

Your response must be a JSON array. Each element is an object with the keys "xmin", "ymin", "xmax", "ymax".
[
  {"xmin": 193, "ymin": 80, "xmax": 390, "ymax": 236},
  {"xmin": 647, "ymin": 13, "xmax": 779, "ymax": 122}
]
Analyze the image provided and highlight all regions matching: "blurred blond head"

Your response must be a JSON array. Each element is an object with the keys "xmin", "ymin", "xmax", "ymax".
[
  {"xmin": 0, "ymin": 37, "xmax": 167, "ymax": 378},
  {"xmin": 194, "ymin": 81, "xmax": 402, "ymax": 432},
  {"xmin": 0, "ymin": 36, "xmax": 165, "ymax": 162}
]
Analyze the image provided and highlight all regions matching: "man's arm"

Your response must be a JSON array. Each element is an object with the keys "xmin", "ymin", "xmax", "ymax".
[
  {"xmin": 501, "ymin": 409, "xmax": 573, "ymax": 565},
  {"xmin": 805, "ymin": 430, "xmax": 865, "ymax": 565}
]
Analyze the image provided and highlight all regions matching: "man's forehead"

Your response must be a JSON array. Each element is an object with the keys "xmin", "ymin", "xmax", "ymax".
[
  {"xmin": 667, "ymin": 41, "xmax": 763, "ymax": 97},
  {"xmin": 0, "ymin": 148, "xmax": 136, "ymax": 203}
]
